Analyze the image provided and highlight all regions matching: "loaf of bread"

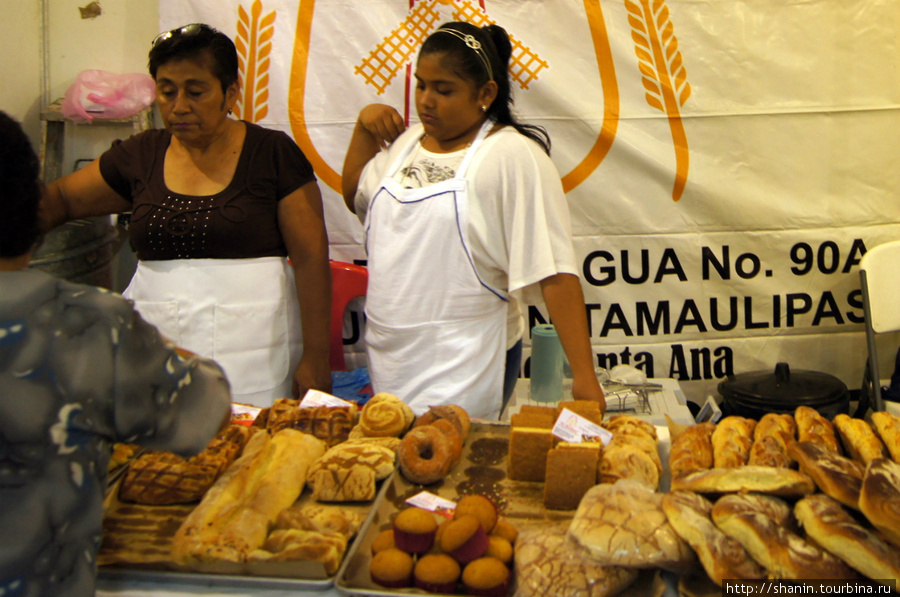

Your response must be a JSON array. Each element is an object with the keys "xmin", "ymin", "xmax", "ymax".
[
  {"xmin": 669, "ymin": 421, "xmax": 715, "ymax": 479},
  {"xmin": 794, "ymin": 405, "xmax": 841, "ymax": 454},
  {"xmin": 788, "ymin": 440, "xmax": 864, "ymax": 509},
  {"xmin": 514, "ymin": 523, "xmax": 639, "ymax": 597},
  {"xmin": 172, "ymin": 429, "xmax": 327, "ymax": 564},
  {"xmin": 597, "ymin": 434, "xmax": 660, "ymax": 489},
  {"xmin": 267, "ymin": 402, "xmax": 356, "ymax": 447},
  {"xmin": 712, "ymin": 493, "xmax": 858, "ymax": 580},
  {"xmin": 795, "ymin": 493, "xmax": 900, "ymax": 590},
  {"xmin": 859, "ymin": 457, "xmax": 900, "ymax": 547},
  {"xmin": 748, "ymin": 413, "xmax": 796, "ymax": 468},
  {"xmin": 711, "ymin": 416, "xmax": 756, "ymax": 468},
  {"xmin": 712, "ymin": 492, "xmax": 794, "ymax": 528},
  {"xmin": 871, "ymin": 411, "xmax": 900, "ymax": 463},
  {"xmin": 567, "ymin": 479, "xmax": 696, "ymax": 572},
  {"xmin": 833, "ymin": 414, "xmax": 887, "ymax": 465},
  {"xmin": 661, "ymin": 491, "xmax": 766, "ymax": 586},
  {"xmin": 307, "ymin": 441, "xmax": 396, "ymax": 502},
  {"xmin": 670, "ymin": 465, "xmax": 815, "ymax": 497}
]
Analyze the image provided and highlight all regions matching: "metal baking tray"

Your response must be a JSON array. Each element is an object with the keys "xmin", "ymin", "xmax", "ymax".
[{"xmin": 98, "ymin": 464, "xmax": 396, "ymax": 591}]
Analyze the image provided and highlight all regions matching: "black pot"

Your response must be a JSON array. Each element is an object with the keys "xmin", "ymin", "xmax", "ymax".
[{"xmin": 718, "ymin": 362, "xmax": 856, "ymax": 420}]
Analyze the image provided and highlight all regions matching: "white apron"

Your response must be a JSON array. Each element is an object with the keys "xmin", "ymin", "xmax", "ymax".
[
  {"xmin": 363, "ymin": 120, "xmax": 508, "ymax": 420},
  {"xmin": 123, "ymin": 257, "xmax": 301, "ymax": 407}
]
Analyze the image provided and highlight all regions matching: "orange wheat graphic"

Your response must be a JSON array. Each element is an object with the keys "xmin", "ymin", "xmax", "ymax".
[
  {"xmin": 234, "ymin": 0, "xmax": 275, "ymax": 122},
  {"xmin": 626, "ymin": 0, "xmax": 691, "ymax": 201},
  {"xmin": 355, "ymin": 0, "xmax": 547, "ymax": 95}
]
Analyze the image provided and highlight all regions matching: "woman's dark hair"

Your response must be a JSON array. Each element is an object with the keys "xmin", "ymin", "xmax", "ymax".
[
  {"xmin": 0, "ymin": 112, "xmax": 42, "ymax": 258},
  {"xmin": 148, "ymin": 23, "xmax": 239, "ymax": 94},
  {"xmin": 420, "ymin": 21, "xmax": 551, "ymax": 154}
]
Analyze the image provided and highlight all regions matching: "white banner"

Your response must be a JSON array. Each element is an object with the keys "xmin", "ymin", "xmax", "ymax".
[{"xmin": 160, "ymin": 0, "xmax": 900, "ymax": 403}]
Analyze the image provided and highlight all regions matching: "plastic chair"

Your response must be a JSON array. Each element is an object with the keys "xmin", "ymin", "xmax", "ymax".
[
  {"xmin": 859, "ymin": 240, "xmax": 900, "ymax": 413},
  {"xmin": 330, "ymin": 260, "xmax": 368, "ymax": 371}
]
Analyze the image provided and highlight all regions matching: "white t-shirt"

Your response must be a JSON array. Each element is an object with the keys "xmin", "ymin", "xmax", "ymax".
[{"xmin": 355, "ymin": 123, "xmax": 578, "ymax": 348}]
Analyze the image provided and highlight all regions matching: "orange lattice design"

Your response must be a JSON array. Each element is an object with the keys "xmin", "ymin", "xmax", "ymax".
[
  {"xmin": 234, "ymin": 0, "xmax": 275, "ymax": 122},
  {"xmin": 355, "ymin": 0, "xmax": 547, "ymax": 94}
]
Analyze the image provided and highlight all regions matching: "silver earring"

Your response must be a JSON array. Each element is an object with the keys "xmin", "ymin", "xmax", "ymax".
[{"xmin": 481, "ymin": 105, "xmax": 487, "ymax": 112}]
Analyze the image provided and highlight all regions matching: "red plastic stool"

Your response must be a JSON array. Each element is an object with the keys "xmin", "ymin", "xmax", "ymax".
[{"xmin": 330, "ymin": 260, "xmax": 368, "ymax": 371}]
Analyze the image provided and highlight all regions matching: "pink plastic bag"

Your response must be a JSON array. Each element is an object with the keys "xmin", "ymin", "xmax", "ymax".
[{"xmin": 61, "ymin": 70, "xmax": 156, "ymax": 123}]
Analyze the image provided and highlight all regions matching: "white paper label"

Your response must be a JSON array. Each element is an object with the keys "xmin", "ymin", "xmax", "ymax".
[
  {"xmin": 406, "ymin": 491, "xmax": 457, "ymax": 516},
  {"xmin": 300, "ymin": 389, "xmax": 355, "ymax": 408},
  {"xmin": 552, "ymin": 408, "xmax": 614, "ymax": 444}
]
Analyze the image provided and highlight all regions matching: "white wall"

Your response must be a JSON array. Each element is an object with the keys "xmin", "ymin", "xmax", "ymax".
[{"xmin": 1, "ymin": 0, "xmax": 159, "ymax": 167}]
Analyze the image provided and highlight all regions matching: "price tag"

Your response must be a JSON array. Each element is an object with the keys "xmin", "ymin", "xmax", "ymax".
[
  {"xmin": 552, "ymin": 408, "xmax": 614, "ymax": 444},
  {"xmin": 300, "ymin": 389, "xmax": 355, "ymax": 408},
  {"xmin": 406, "ymin": 491, "xmax": 457, "ymax": 518},
  {"xmin": 230, "ymin": 403, "xmax": 261, "ymax": 426}
]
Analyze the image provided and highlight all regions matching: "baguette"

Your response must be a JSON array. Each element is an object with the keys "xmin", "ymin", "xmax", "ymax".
[
  {"xmin": 172, "ymin": 429, "xmax": 327, "ymax": 564},
  {"xmin": 795, "ymin": 493, "xmax": 900, "ymax": 590},
  {"xmin": 711, "ymin": 416, "xmax": 756, "ymax": 468},
  {"xmin": 748, "ymin": 413, "xmax": 796, "ymax": 468},
  {"xmin": 871, "ymin": 411, "xmax": 900, "ymax": 463},
  {"xmin": 794, "ymin": 406, "xmax": 841, "ymax": 455},
  {"xmin": 669, "ymin": 421, "xmax": 715, "ymax": 479},
  {"xmin": 788, "ymin": 440, "xmax": 864, "ymax": 509},
  {"xmin": 859, "ymin": 457, "xmax": 900, "ymax": 547},
  {"xmin": 670, "ymin": 465, "xmax": 815, "ymax": 497},
  {"xmin": 661, "ymin": 491, "xmax": 766, "ymax": 586},
  {"xmin": 833, "ymin": 414, "xmax": 888, "ymax": 465}
]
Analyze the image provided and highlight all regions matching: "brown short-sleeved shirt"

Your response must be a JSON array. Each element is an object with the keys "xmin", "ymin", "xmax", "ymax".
[{"xmin": 99, "ymin": 122, "xmax": 316, "ymax": 260}]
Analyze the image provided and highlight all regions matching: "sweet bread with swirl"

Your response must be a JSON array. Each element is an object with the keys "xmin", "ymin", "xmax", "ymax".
[{"xmin": 357, "ymin": 393, "xmax": 415, "ymax": 438}]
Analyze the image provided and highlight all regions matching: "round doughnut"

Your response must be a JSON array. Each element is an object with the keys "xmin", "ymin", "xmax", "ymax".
[
  {"xmin": 399, "ymin": 425, "xmax": 454, "ymax": 485},
  {"xmin": 414, "ymin": 405, "xmax": 471, "ymax": 439},
  {"xmin": 431, "ymin": 418, "xmax": 463, "ymax": 464}
]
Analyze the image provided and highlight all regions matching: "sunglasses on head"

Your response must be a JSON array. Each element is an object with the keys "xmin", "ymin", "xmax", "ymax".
[{"xmin": 151, "ymin": 23, "xmax": 206, "ymax": 48}]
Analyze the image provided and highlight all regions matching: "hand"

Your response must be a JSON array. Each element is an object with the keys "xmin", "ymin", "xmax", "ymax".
[
  {"xmin": 571, "ymin": 374, "xmax": 606, "ymax": 417},
  {"xmin": 292, "ymin": 354, "xmax": 332, "ymax": 399},
  {"xmin": 358, "ymin": 104, "xmax": 406, "ymax": 149}
]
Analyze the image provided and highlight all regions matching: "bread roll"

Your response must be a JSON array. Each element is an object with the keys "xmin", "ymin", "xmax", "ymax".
[
  {"xmin": 597, "ymin": 438, "xmax": 660, "ymax": 489},
  {"xmin": 794, "ymin": 405, "xmax": 841, "ymax": 454},
  {"xmin": 669, "ymin": 422, "xmax": 715, "ymax": 479},
  {"xmin": 748, "ymin": 413, "xmax": 796, "ymax": 468},
  {"xmin": 670, "ymin": 465, "xmax": 815, "ymax": 498},
  {"xmin": 712, "ymin": 492, "xmax": 794, "ymax": 527},
  {"xmin": 514, "ymin": 523, "xmax": 639, "ymax": 597},
  {"xmin": 871, "ymin": 411, "xmax": 900, "ymax": 463},
  {"xmin": 357, "ymin": 393, "xmax": 415, "ymax": 437},
  {"xmin": 172, "ymin": 429, "xmax": 327, "ymax": 564},
  {"xmin": 601, "ymin": 414, "xmax": 658, "ymax": 440},
  {"xmin": 788, "ymin": 440, "xmax": 864, "ymax": 509},
  {"xmin": 712, "ymin": 494, "xmax": 858, "ymax": 580},
  {"xmin": 859, "ymin": 457, "xmax": 900, "ymax": 547},
  {"xmin": 661, "ymin": 491, "xmax": 766, "ymax": 586},
  {"xmin": 567, "ymin": 479, "xmax": 696, "ymax": 572},
  {"xmin": 795, "ymin": 493, "xmax": 900, "ymax": 589},
  {"xmin": 833, "ymin": 414, "xmax": 887, "ymax": 465},
  {"xmin": 711, "ymin": 416, "xmax": 756, "ymax": 468}
]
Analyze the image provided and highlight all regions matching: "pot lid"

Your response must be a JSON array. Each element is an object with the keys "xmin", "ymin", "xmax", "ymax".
[{"xmin": 718, "ymin": 362, "xmax": 848, "ymax": 408}]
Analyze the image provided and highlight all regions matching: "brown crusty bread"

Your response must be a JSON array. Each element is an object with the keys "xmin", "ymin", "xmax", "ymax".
[
  {"xmin": 788, "ymin": 440, "xmax": 864, "ymax": 509},
  {"xmin": 670, "ymin": 465, "xmax": 815, "ymax": 498},
  {"xmin": 712, "ymin": 493, "xmax": 859, "ymax": 580},
  {"xmin": 871, "ymin": 411, "xmax": 900, "ymax": 463},
  {"xmin": 833, "ymin": 414, "xmax": 888, "ymax": 465},
  {"xmin": 171, "ymin": 429, "xmax": 327, "ymax": 564},
  {"xmin": 597, "ymin": 435, "xmax": 660, "ymax": 489},
  {"xmin": 711, "ymin": 416, "xmax": 756, "ymax": 468},
  {"xmin": 859, "ymin": 457, "xmax": 900, "ymax": 547},
  {"xmin": 748, "ymin": 413, "xmax": 796, "ymax": 468},
  {"xmin": 661, "ymin": 491, "xmax": 766, "ymax": 586},
  {"xmin": 794, "ymin": 405, "xmax": 841, "ymax": 455},
  {"xmin": 669, "ymin": 421, "xmax": 716, "ymax": 479},
  {"xmin": 795, "ymin": 493, "xmax": 900, "ymax": 590}
]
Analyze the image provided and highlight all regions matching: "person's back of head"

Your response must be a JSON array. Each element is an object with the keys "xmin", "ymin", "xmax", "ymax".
[{"xmin": 0, "ymin": 112, "xmax": 41, "ymax": 259}]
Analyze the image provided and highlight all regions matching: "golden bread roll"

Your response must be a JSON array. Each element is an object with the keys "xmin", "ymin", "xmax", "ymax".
[
  {"xmin": 712, "ymin": 493, "xmax": 794, "ymax": 527},
  {"xmin": 567, "ymin": 479, "xmax": 696, "ymax": 572},
  {"xmin": 669, "ymin": 421, "xmax": 715, "ymax": 479},
  {"xmin": 795, "ymin": 493, "xmax": 900, "ymax": 590},
  {"xmin": 711, "ymin": 416, "xmax": 756, "ymax": 468},
  {"xmin": 661, "ymin": 491, "xmax": 766, "ymax": 586},
  {"xmin": 514, "ymin": 523, "xmax": 639, "ymax": 597},
  {"xmin": 267, "ymin": 401, "xmax": 355, "ymax": 447},
  {"xmin": 597, "ymin": 438, "xmax": 660, "ymax": 489},
  {"xmin": 712, "ymin": 493, "xmax": 859, "ymax": 580},
  {"xmin": 788, "ymin": 440, "xmax": 864, "ymax": 509},
  {"xmin": 871, "ymin": 411, "xmax": 900, "ymax": 463},
  {"xmin": 748, "ymin": 413, "xmax": 796, "ymax": 468},
  {"xmin": 172, "ymin": 429, "xmax": 327, "ymax": 564},
  {"xmin": 357, "ymin": 393, "xmax": 415, "ymax": 437},
  {"xmin": 601, "ymin": 414, "xmax": 658, "ymax": 440},
  {"xmin": 670, "ymin": 465, "xmax": 815, "ymax": 497},
  {"xmin": 833, "ymin": 414, "xmax": 887, "ymax": 465},
  {"xmin": 794, "ymin": 405, "xmax": 841, "ymax": 454},
  {"xmin": 859, "ymin": 457, "xmax": 900, "ymax": 547}
]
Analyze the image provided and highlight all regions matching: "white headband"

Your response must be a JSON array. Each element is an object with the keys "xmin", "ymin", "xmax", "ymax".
[{"xmin": 431, "ymin": 28, "xmax": 494, "ymax": 82}]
